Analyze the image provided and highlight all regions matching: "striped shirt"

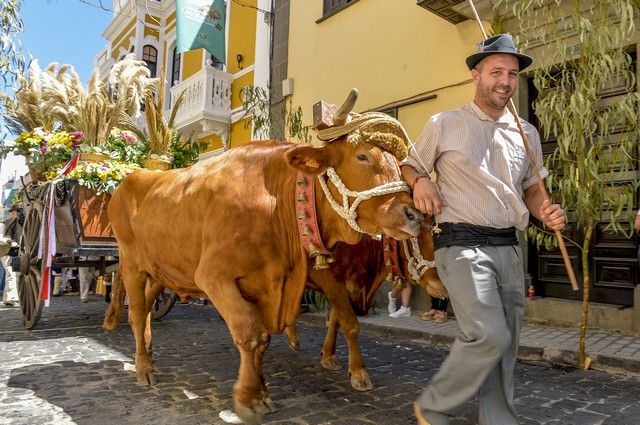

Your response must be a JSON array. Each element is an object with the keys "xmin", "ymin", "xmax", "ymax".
[{"xmin": 403, "ymin": 101, "xmax": 548, "ymax": 231}]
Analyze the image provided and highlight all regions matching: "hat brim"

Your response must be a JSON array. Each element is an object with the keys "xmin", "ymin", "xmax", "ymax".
[{"xmin": 465, "ymin": 51, "xmax": 533, "ymax": 71}]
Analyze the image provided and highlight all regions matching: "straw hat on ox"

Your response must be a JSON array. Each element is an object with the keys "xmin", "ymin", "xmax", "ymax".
[
  {"xmin": 315, "ymin": 89, "xmax": 409, "ymax": 161},
  {"xmin": 465, "ymin": 33, "xmax": 533, "ymax": 71}
]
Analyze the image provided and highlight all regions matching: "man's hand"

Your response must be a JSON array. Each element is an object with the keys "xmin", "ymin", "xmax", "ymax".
[
  {"xmin": 634, "ymin": 214, "xmax": 640, "ymax": 232},
  {"xmin": 539, "ymin": 199, "xmax": 565, "ymax": 231},
  {"xmin": 413, "ymin": 178, "xmax": 447, "ymax": 216}
]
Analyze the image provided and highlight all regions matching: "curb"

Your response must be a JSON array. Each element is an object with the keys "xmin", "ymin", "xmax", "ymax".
[{"xmin": 297, "ymin": 313, "xmax": 640, "ymax": 376}]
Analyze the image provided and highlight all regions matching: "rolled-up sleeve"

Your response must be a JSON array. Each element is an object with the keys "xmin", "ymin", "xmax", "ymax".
[
  {"xmin": 522, "ymin": 125, "xmax": 548, "ymax": 190},
  {"xmin": 401, "ymin": 115, "xmax": 440, "ymax": 175}
]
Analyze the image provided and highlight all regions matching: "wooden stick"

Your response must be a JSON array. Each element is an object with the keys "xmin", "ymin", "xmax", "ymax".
[{"xmin": 467, "ymin": 0, "xmax": 579, "ymax": 291}]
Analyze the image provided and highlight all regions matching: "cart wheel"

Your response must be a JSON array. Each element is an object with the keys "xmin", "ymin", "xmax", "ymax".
[
  {"xmin": 17, "ymin": 205, "xmax": 44, "ymax": 330},
  {"xmin": 151, "ymin": 288, "xmax": 179, "ymax": 320}
]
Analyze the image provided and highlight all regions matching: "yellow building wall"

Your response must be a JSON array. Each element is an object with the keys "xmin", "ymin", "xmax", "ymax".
[
  {"xmin": 144, "ymin": 26, "xmax": 160, "ymax": 40},
  {"xmin": 145, "ymin": 14, "xmax": 160, "ymax": 25},
  {"xmin": 230, "ymin": 118, "xmax": 253, "ymax": 147},
  {"xmin": 201, "ymin": 133, "xmax": 224, "ymax": 152},
  {"xmin": 398, "ymin": 83, "xmax": 474, "ymax": 140},
  {"xmin": 227, "ymin": 0, "xmax": 257, "ymax": 73},
  {"xmin": 182, "ymin": 49, "xmax": 203, "ymax": 80},
  {"xmin": 166, "ymin": 11, "xmax": 176, "ymax": 33},
  {"xmin": 287, "ymin": 1, "xmax": 482, "ymax": 139},
  {"xmin": 110, "ymin": 18, "xmax": 136, "ymax": 60},
  {"xmin": 231, "ymin": 71, "xmax": 255, "ymax": 110}
]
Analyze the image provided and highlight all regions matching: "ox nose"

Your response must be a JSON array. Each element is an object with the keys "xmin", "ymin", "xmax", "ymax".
[{"xmin": 404, "ymin": 205, "xmax": 425, "ymax": 224}]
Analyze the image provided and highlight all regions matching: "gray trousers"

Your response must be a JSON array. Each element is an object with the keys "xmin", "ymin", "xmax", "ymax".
[{"xmin": 416, "ymin": 245, "xmax": 525, "ymax": 425}]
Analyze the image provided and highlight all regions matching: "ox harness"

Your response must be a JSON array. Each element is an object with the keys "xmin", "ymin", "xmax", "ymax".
[{"xmin": 295, "ymin": 170, "xmax": 435, "ymax": 280}]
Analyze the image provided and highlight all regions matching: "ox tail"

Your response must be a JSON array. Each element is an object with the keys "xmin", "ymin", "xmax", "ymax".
[{"xmin": 103, "ymin": 269, "xmax": 127, "ymax": 330}]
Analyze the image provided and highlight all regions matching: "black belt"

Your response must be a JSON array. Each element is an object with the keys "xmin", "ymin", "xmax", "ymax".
[{"xmin": 434, "ymin": 222, "xmax": 518, "ymax": 250}]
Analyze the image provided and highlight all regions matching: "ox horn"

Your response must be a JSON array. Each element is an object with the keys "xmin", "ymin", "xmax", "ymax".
[{"xmin": 333, "ymin": 88, "xmax": 359, "ymax": 125}]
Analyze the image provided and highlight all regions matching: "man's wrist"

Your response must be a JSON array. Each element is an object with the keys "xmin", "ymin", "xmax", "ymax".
[{"xmin": 411, "ymin": 174, "xmax": 427, "ymax": 190}]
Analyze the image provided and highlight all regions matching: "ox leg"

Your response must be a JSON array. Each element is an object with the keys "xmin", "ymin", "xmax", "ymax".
[
  {"xmin": 143, "ymin": 279, "xmax": 165, "ymax": 357},
  {"xmin": 122, "ymin": 266, "xmax": 156, "ymax": 386},
  {"xmin": 320, "ymin": 307, "xmax": 342, "ymax": 371},
  {"xmin": 253, "ymin": 333, "xmax": 274, "ymax": 411},
  {"xmin": 324, "ymin": 289, "xmax": 373, "ymax": 392},
  {"xmin": 198, "ymin": 278, "xmax": 273, "ymax": 425}
]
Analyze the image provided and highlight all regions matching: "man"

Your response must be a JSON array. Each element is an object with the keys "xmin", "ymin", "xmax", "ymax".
[
  {"xmin": 402, "ymin": 34, "xmax": 566, "ymax": 425},
  {"xmin": 1, "ymin": 206, "xmax": 22, "ymax": 306}
]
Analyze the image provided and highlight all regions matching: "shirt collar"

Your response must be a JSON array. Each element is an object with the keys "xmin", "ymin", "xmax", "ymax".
[{"xmin": 467, "ymin": 101, "xmax": 515, "ymax": 125}]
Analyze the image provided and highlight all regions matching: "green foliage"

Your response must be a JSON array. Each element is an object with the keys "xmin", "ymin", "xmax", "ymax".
[
  {"xmin": 496, "ymin": 0, "xmax": 640, "ymax": 369},
  {"xmin": 524, "ymin": 224, "xmax": 559, "ymax": 252},
  {"xmin": 0, "ymin": 0, "xmax": 25, "ymax": 89},
  {"xmin": 171, "ymin": 133, "xmax": 208, "ymax": 169},
  {"xmin": 498, "ymin": 0, "xmax": 640, "ymax": 247},
  {"xmin": 0, "ymin": 0, "xmax": 25, "ymax": 145},
  {"xmin": 105, "ymin": 128, "xmax": 147, "ymax": 166},
  {"xmin": 241, "ymin": 85, "xmax": 312, "ymax": 143},
  {"xmin": 302, "ymin": 289, "xmax": 329, "ymax": 313}
]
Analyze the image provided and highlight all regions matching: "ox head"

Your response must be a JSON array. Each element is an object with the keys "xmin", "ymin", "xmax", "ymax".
[{"xmin": 285, "ymin": 89, "xmax": 424, "ymax": 242}]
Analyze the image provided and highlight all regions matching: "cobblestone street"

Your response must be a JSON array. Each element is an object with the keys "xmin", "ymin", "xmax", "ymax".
[{"xmin": 1, "ymin": 296, "xmax": 639, "ymax": 425}]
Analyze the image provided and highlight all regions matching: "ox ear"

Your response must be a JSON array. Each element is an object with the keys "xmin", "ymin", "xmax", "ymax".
[{"xmin": 285, "ymin": 144, "xmax": 331, "ymax": 175}]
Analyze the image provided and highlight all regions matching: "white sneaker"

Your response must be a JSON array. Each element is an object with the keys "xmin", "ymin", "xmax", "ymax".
[
  {"xmin": 389, "ymin": 305, "xmax": 411, "ymax": 318},
  {"xmin": 387, "ymin": 291, "xmax": 397, "ymax": 314}
]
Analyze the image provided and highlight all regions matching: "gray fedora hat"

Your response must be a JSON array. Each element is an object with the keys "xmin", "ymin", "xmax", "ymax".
[{"xmin": 465, "ymin": 34, "xmax": 533, "ymax": 71}]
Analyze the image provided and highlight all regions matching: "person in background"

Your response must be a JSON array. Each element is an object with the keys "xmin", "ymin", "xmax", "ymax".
[
  {"xmin": 79, "ymin": 263, "xmax": 95, "ymax": 303},
  {"xmin": 1, "ymin": 206, "xmax": 22, "ymax": 306},
  {"xmin": 387, "ymin": 279, "xmax": 412, "ymax": 318},
  {"xmin": 421, "ymin": 297, "xmax": 448, "ymax": 323}
]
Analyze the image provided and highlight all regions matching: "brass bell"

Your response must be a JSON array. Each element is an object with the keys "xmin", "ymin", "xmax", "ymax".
[
  {"xmin": 297, "ymin": 177, "xmax": 308, "ymax": 187},
  {"xmin": 298, "ymin": 209, "xmax": 308, "ymax": 220},
  {"xmin": 309, "ymin": 243, "xmax": 321, "ymax": 257},
  {"xmin": 314, "ymin": 254, "xmax": 330, "ymax": 270},
  {"xmin": 303, "ymin": 225, "xmax": 312, "ymax": 236},
  {"xmin": 385, "ymin": 270, "xmax": 393, "ymax": 281},
  {"xmin": 297, "ymin": 193, "xmax": 307, "ymax": 203}
]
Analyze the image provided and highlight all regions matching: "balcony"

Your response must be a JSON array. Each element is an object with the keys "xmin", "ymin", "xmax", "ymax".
[
  {"xmin": 169, "ymin": 64, "xmax": 233, "ymax": 145},
  {"xmin": 416, "ymin": 0, "xmax": 493, "ymax": 24}
]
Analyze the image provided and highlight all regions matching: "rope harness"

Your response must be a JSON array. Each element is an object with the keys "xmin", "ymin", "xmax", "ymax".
[
  {"xmin": 402, "ymin": 237, "xmax": 436, "ymax": 283},
  {"xmin": 317, "ymin": 167, "xmax": 410, "ymax": 235}
]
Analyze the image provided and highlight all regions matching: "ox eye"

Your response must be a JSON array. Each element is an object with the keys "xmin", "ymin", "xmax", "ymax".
[{"xmin": 357, "ymin": 154, "xmax": 369, "ymax": 162}]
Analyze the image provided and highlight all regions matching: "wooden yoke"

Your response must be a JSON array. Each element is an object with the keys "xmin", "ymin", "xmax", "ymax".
[{"xmin": 313, "ymin": 100, "xmax": 337, "ymax": 130}]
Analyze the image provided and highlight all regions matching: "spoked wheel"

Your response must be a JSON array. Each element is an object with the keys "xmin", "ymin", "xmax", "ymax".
[
  {"xmin": 151, "ymin": 288, "xmax": 179, "ymax": 320},
  {"xmin": 17, "ymin": 204, "xmax": 44, "ymax": 329}
]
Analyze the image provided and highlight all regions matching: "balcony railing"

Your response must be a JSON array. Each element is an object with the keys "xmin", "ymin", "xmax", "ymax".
[{"xmin": 169, "ymin": 65, "xmax": 233, "ymax": 134}]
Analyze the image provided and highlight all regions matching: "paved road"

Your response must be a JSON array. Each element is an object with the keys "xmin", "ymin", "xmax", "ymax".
[{"xmin": 0, "ymin": 296, "xmax": 639, "ymax": 425}]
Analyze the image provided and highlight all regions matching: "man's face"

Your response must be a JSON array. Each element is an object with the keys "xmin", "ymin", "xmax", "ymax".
[{"xmin": 471, "ymin": 54, "xmax": 520, "ymax": 113}]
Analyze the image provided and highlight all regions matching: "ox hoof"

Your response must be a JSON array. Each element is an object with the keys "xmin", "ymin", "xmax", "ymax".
[
  {"xmin": 321, "ymin": 356, "xmax": 342, "ymax": 371},
  {"xmin": 136, "ymin": 370, "xmax": 157, "ymax": 386},
  {"xmin": 234, "ymin": 398, "xmax": 272, "ymax": 425},
  {"xmin": 284, "ymin": 326, "xmax": 300, "ymax": 352},
  {"xmin": 349, "ymin": 369, "xmax": 373, "ymax": 392}
]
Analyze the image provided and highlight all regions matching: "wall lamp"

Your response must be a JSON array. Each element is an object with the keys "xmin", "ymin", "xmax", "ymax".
[{"xmin": 236, "ymin": 53, "xmax": 244, "ymax": 70}]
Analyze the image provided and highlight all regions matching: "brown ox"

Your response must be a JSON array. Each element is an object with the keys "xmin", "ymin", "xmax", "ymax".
[
  {"xmin": 103, "ymin": 133, "xmax": 423, "ymax": 423},
  {"xmin": 301, "ymin": 223, "xmax": 446, "ymax": 392}
]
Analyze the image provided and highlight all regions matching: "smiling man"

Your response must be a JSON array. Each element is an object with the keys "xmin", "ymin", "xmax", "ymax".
[{"xmin": 402, "ymin": 34, "xmax": 566, "ymax": 425}]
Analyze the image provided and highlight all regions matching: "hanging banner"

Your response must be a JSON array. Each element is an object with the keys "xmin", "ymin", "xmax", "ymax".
[{"xmin": 176, "ymin": 0, "xmax": 226, "ymax": 63}]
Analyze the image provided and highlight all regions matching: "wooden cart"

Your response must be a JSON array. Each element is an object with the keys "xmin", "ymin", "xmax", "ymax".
[{"xmin": 12, "ymin": 179, "xmax": 177, "ymax": 329}]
